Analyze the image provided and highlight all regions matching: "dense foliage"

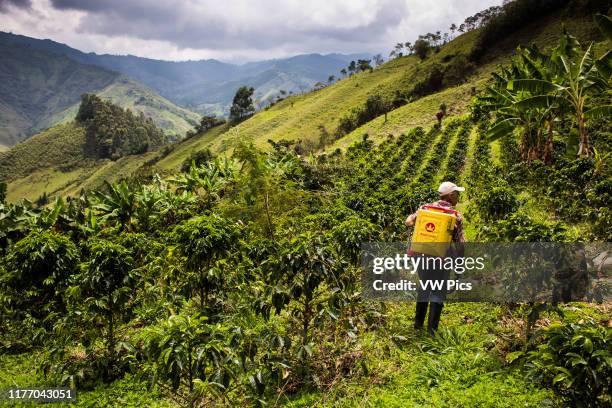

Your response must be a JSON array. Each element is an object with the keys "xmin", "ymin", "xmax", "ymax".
[{"xmin": 77, "ymin": 94, "xmax": 166, "ymax": 159}]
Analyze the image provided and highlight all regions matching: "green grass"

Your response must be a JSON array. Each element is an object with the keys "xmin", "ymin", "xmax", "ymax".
[
  {"xmin": 0, "ymin": 123, "xmax": 91, "ymax": 183},
  {"xmin": 0, "ymin": 354, "xmax": 176, "ymax": 407},
  {"xmin": 153, "ymin": 124, "xmax": 229, "ymax": 172},
  {"xmin": 5, "ymin": 301, "xmax": 607, "ymax": 407}
]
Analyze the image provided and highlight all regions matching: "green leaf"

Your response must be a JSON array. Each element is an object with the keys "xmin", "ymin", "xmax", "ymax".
[
  {"xmin": 513, "ymin": 95, "xmax": 564, "ymax": 111},
  {"xmin": 594, "ymin": 14, "xmax": 612, "ymax": 42},
  {"xmin": 552, "ymin": 373, "xmax": 567, "ymax": 385},
  {"xmin": 486, "ymin": 118, "xmax": 517, "ymax": 142},
  {"xmin": 595, "ymin": 50, "xmax": 612, "ymax": 79},
  {"xmin": 566, "ymin": 128, "xmax": 579, "ymax": 158},
  {"xmin": 584, "ymin": 105, "xmax": 612, "ymax": 119},
  {"xmin": 505, "ymin": 351, "xmax": 525, "ymax": 364},
  {"xmin": 507, "ymin": 79, "xmax": 562, "ymax": 93},
  {"xmin": 583, "ymin": 338, "xmax": 593, "ymax": 354}
]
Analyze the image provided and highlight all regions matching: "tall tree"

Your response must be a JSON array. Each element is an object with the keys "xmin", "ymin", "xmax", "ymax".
[
  {"xmin": 413, "ymin": 38, "xmax": 430, "ymax": 60},
  {"xmin": 229, "ymin": 86, "xmax": 255, "ymax": 124}
]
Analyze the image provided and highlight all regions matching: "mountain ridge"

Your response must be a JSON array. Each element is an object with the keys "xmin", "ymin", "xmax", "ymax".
[{"xmin": 0, "ymin": 31, "xmax": 371, "ymax": 115}]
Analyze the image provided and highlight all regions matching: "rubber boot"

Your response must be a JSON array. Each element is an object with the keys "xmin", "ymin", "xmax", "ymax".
[
  {"xmin": 427, "ymin": 302, "xmax": 444, "ymax": 334},
  {"xmin": 414, "ymin": 302, "xmax": 427, "ymax": 330}
]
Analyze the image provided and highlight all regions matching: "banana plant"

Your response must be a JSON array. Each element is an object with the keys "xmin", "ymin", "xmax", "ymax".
[
  {"xmin": 507, "ymin": 21, "xmax": 612, "ymax": 157},
  {"xmin": 480, "ymin": 47, "xmax": 560, "ymax": 163},
  {"xmin": 92, "ymin": 180, "xmax": 137, "ymax": 231}
]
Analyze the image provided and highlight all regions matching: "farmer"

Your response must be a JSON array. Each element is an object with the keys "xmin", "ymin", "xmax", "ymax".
[{"xmin": 405, "ymin": 181, "xmax": 466, "ymax": 334}]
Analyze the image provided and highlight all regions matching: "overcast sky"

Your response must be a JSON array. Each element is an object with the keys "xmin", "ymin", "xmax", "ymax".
[{"xmin": 0, "ymin": 0, "xmax": 500, "ymax": 63}]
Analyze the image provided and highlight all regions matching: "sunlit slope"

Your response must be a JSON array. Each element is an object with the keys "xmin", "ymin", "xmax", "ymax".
[
  {"xmin": 212, "ymin": 11, "xmax": 599, "ymax": 151},
  {"xmin": 330, "ymin": 12, "xmax": 601, "ymax": 149},
  {"xmin": 3, "ymin": 123, "xmax": 229, "ymax": 202},
  {"xmin": 212, "ymin": 54, "xmax": 421, "ymax": 149},
  {"xmin": 45, "ymin": 78, "xmax": 200, "ymax": 139}
]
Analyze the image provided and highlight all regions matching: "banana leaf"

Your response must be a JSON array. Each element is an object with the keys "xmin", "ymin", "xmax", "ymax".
[
  {"xmin": 594, "ymin": 14, "xmax": 612, "ymax": 42},
  {"xmin": 595, "ymin": 50, "xmax": 612, "ymax": 80},
  {"xmin": 513, "ymin": 95, "xmax": 565, "ymax": 111},
  {"xmin": 507, "ymin": 79, "xmax": 563, "ymax": 93},
  {"xmin": 584, "ymin": 105, "xmax": 612, "ymax": 119},
  {"xmin": 486, "ymin": 118, "xmax": 518, "ymax": 142}
]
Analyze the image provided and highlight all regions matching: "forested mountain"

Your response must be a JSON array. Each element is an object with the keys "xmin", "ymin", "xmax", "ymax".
[
  {"xmin": 0, "ymin": 37, "xmax": 118, "ymax": 146},
  {"xmin": 0, "ymin": 31, "xmax": 368, "ymax": 115},
  {"xmin": 1, "ymin": 3, "xmax": 606, "ymax": 202},
  {"xmin": 0, "ymin": 37, "xmax": 200, "ymax": 146}
]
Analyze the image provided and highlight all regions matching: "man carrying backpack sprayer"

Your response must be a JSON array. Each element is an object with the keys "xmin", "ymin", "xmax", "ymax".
[{"xmin": 405, "ymin": 181, "xmax": 466, "ymax": 334}]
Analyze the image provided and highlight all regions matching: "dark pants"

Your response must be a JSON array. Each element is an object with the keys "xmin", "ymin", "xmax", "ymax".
[{"xmin": 414, "ymin": 257, "xmax": 448, "ymax": 334}]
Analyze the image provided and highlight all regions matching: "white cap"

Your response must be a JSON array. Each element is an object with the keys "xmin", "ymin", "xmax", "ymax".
[{"xmin": 438, "ymin": 181, "xmax": 465, "ymax": 195}]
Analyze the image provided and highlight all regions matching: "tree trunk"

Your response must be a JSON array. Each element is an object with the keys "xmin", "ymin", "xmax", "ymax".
[
  {"xmin": 520, "ymin": 131, "xmax": 528, "ymax": 162},
  {"xmin": 302, "ymin": 294, "xmax": 311, "ymax": 347},
  {"xmin": 544, "ymin": 120, "xmax": 554, "ymax": 165},
  {"xmin": 188, "ymin": 345, "xmax": 193, "ymax": 393},
  {"xmin": 302, "ymin": 270, "xmax": 311, "ymax": 347},
  {"xmin": 577, "ymin": 115, "xmax": 590, "ymax": 156},
  {"xmin": 107, "ymin": 308, "xmax": 115, "ymax": 382},
  {"xmin": 264, "ymin": 192, "xmax": 275, "ymax": 240}
]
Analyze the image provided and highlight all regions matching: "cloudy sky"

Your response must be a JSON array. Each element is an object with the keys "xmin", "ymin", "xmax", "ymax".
[{"xmin": 0, "ymin": 0, "xmax": 500, "ymax": 62}]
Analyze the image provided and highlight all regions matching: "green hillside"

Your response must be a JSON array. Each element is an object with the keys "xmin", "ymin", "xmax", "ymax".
[
  {"xmin": 1, "ymin": 122, "xmax": 229, "ymax": 202},
  {"xmin": 217, "ymin": 11, "xmax": 600, "ymax": 151},
  {"xmin": 47, "ymin": 78, "xmax": 200, "ymax": 140},
  {"xmin": 0, "ymin": 39, "xmax": 199, "ymax": 147},
  {"xmin": 0, "ymin": 39, "xmax": 118, "ymax": 146},
  {"xmin": 2, "ymin": 8, "xmax": 602, "ymax": 203}
]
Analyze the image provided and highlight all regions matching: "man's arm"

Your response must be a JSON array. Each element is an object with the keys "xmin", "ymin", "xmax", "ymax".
[{"xmin": 405, "ymin": 213, "xmax": 417, "ymax": 227}]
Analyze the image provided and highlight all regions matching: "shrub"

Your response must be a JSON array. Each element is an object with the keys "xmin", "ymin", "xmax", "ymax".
[
  {"xmin": 181, "ymin": 149, "xmax": 214, "ymax": 173},
  {"xmin": 524, "ymin": 322, "xmax": 611, "ymax": 407},
  {"xmin": 472, "ymin": 185, "xmax": 520, "ymax": 222}
]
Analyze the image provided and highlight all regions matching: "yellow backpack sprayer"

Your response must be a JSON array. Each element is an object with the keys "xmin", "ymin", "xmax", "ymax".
[{"xmin": 409, "ymin": 204, "xmax": 458, "ymax": 257}]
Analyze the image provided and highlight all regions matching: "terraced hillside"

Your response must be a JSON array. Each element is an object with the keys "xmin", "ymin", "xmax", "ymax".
[{"xmin": 215, "ymin": 11, "xmax": 600, "ymax": 151}]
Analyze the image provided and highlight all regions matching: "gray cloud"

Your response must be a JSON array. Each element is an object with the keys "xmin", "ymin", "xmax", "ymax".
[
  {"xmin": 48, "ymin": 0, "xmax": 407, "ymax": 52},
  {"xmin": 0, "ymin": 0, "xmax": 31, "ymax": 12},
  {"xmin": 1, "ymin": 0, "xmax": 500, "ymax": 61}
]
